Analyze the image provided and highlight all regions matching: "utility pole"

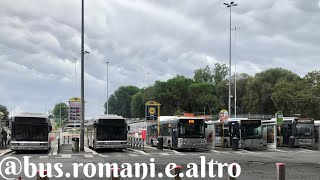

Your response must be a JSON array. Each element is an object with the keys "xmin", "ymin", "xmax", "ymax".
[
  {"xmin": 106, "ymin": 61, "xmax": 109, "ymax": 114},
  {"xmin": 232, "ymin": 26, "xmax": 239, "ymax": 118},
  {"xmin": 80, "ymin": 0, "xmax": 85, "ymax": 151},
  {"xmin": 224, "ymin": 1, "xmax": 238, "ymax": 118}
]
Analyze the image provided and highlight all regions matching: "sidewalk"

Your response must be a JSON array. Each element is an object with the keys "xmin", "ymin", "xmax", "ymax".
[{"xmin": 0, "ymin": 147, "xmax": 13, "ymax": 156}]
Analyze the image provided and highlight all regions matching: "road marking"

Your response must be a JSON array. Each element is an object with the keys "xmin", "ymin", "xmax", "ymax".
[
  {"xmin": 129, "ymin": 148, "xmax": 151, "ymax": 156},
  {"xmin": 240, "ymin": 150, "xmax": 262, "ymax": 154},
  {"xmin": 159, "ymin": 153, "xmax": 170, "ymax": 156},
  {"xmin": 39, "ymin": 156, "xmax": 48, "ymax": 159},
  {"xmin": 210, "ymin": 150, "xmax": 231, "ymax": 154},
  {"xmin": 129, "ymin": 154, "xmax": 139, "ymax": 157},
  {"xmin": 172, "ymin": 150, "xmax": 186, "ymax": 155},
  {"xmin": 84, "ymin": 155, "xmax": 94, "ymax": 158},
  {"xmin": 298, "ymin": 148, "xmax": 315, "ymax": 152},
  {"xmin": 60, "ymin": 154, "xmax": 72, "ymax": 158},
  {"xmin": 98, "ymin": 154, "xmax": 109, "ymax": 158},
  {"xmin": 272, "ymin": 149, "xmax": 287, "ymax": 153}
]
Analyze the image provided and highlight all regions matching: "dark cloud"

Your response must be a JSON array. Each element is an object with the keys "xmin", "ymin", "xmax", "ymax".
[{"xmin": 0, "ymin": 0, "xmax": 319, "ymax": 117}]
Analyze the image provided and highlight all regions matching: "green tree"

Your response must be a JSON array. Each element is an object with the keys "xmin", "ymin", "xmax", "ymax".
[
  {"xmin": 131, "ymin": 91, "xmax": 145, "ymax": 118},
  {"xmin": 235, "ymin": 73, "xmax": 252, "ymax": 114},
  {"xmin": 53, "ymin": 103, "xmax": 69, "ymax": 121},
  {"xmin": 106, "ymin": 86, "xmax": 140, "ymax": 118},
  {"xmin": 194, "ymin": 65, "xmax": 213, "ymax": 83},
  {"xmin": 0, "ymin": 105, "xmax": 9, "ymax": 120},
  {"xmin": 242, "ymin": 68, "xmax": 300, "ymax": 114},
  {"xmin": 188, "ymin": 82, "xmax": 218, "ymax": 114},
  {"xmin": 212, "ymin": 63, "xmax": 228, "ymax": 84}
]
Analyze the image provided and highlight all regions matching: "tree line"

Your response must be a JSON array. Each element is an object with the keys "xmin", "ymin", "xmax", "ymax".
[{"xmin": 105, "ymin": 64, "xmax": 320, "ymax": 119}]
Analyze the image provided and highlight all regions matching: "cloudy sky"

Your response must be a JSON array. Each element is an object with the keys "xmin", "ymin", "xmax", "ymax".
[{"xmin": 0, "ymin": 0, "xmax": 319, "ymax": 118}]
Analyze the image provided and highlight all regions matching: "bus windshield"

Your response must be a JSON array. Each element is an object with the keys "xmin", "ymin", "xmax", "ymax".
[
  {"xmin": 296, "ymin": 124, "xmax": 314, "ymax": 138},
  {"xmin": 179, "ymin": 119, "xmax": 205, "ymax": 138},
  {"xmin": 241, "ymin": 124, "xmax": 262, "ymax": 139},
  {"xmin": 13, "ymin": 124, "xmax": 48, "ymax": 141},
  {"xmin": 96, "ymin": 119, "xmax": 127, "ymax": 140}
]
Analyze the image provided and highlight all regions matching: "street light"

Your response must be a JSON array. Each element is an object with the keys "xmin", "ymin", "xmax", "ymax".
[
  {"xmin": 106, "ymin": 61, "xmax": 109, "ymax": 114},
  {"xmin": 223, "ymin": 1, "xmax": 238, "ymax": 118},
  {"xmin": 80, "ymin": 0, "xmax": 85, "ymax": 152}
]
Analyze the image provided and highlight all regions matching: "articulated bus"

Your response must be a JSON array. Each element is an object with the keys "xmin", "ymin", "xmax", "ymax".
[
  {"xmin": 213, "ymin": 118, "xmax": 266, "ymax": 149},
  {"xmin": 147, "ymin": 116, "xmax": 207, "ymax": 150},
  {"xmin": 10, "ymin": 113, "xmax": 52, "ymax": 152},
  {"xmin": 87, "ymin": 114, "xmax": 129, "ymax": 150},
  {"xmin": 262, "ymin": 117, "xmax": 316, "ymax": 148}
]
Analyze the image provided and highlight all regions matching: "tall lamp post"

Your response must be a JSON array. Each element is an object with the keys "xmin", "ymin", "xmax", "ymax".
[
  {"xmin": 59, "ymin": 99, "xmax": 62, "ymax": 128},
  {"xmin": 106, "ymin": 61, "xmax": 109, "ymax": 114},
  {"xmin": 223, "ymin": 1, "xmax": 237, "ymax": 118},
  {"xmin": 80, "ymin": 0, "xmax": 85, "ymax": 151}
]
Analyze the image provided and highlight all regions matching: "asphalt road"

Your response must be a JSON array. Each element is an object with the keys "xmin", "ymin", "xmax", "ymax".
[{"xmin": 1, "ymin": 146, "xmax": 320, "ymax": 180}]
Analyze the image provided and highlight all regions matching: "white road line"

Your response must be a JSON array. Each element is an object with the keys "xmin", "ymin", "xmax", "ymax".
[
  {"xmin": 172, "ymin": 150, "xmax": 186, "ymax": 155},
  {"xmin": 130, "ymin": 149, "xmax": 151, "ymax": 156},
  {"xmin": 61, "ymin": 154, "xmax": 72, "ymax": 158},
  {"xmin": 210, "ymin": 150, "xmax": 231, "ymax": 154},
  {"xmin": 159, "ymin": 153, "xmax": 170, "ymax": 156},
  {"xmin": 84, "ymin": 155, "xmax": 94, "ymax": 158},
  {"xmin": 98, "ymin": 154, "xmax": 109, "ymax": 158},
  {"xmin": 299, "ymin": 148, "xmax": 315, "ymax": 152},
  {"xmin": 272, "ymin": 149, "xmax": 287, "ymax": 152},
  {"xmin": 210, "ymin": 150, "xmax": 220, "ymax": 153},
  {"xmin": 129, "ymin": 154, "xmax": 139, "ymax": 157},
  {"xmin": 240, "ymin": 150, "xmax": 262, "ymax": 154},
  {"xmin": 39, "ymin": 156, "xmax": 48, "ymax": 159},
  {"xmin": 190, "ymin": 153, "xmax": 199, "ymax": 156}
]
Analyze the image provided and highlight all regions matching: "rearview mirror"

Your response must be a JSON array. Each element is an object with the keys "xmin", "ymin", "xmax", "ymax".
[
  {"xmin": 204, "ymin": 123, "xmax": 208, "ymax": 128},
  {"xmin": 49, "ymin": 126, "xmax": 52, "ymax": 132},
  {"xmin": 127, "ymin": 126, "xmax": 130, "ymax": 131}
]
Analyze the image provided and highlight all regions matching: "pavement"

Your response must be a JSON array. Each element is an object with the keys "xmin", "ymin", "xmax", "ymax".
[{"xmin": 1, "ymin": 145, "xmax": 320, "ymax": 179}]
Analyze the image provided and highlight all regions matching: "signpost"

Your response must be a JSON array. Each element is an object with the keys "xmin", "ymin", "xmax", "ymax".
[
  {"xmin": 69, "ymin": 97, "xmax": 81, "ymax": 128},
  {"xmin": 219, "ymin": 110, "xmax": 228, "ymax": 148},
  {"xmin": 145, "ymin": 101, "xmax": 161, "ymax": 135},
  {"xmin": 275, "ymin": 111, "xmax": 283, "ymax": 147}
]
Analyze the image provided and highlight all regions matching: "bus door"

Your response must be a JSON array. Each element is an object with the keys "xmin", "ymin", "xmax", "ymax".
[
  {"xmin": 229, "ymin": 122, "xmax": 240, "ymax": 148},
  {"xmin": 172, "ymin": 126, "xmax": 178, "ymax": 149},
  {"xmin": 282, "ymin": 124, "xmax": 292, "ymax": 146}
]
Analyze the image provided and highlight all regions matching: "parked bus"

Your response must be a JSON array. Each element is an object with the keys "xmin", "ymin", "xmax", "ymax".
[
  {"xmin": 315, "ymin": 120, "xmax": 320, "ymax": 149},
  {"xmin": 146, "ymin": 116, "xmax": 207, "ymax": 150},
  {"xmin": 214, "ymin": 118, "xmax": 266, "ymax": 149},
  {"xmin": 10, "ymin": 113, "xmax": 52, "ymax": 152},
  {"xmin": 262, "ymin": 117, "xmax": 316, "ymax": 148},
  {"xmin": 87, "ymin": 114, "xmax": 129, "ymax": 150}
]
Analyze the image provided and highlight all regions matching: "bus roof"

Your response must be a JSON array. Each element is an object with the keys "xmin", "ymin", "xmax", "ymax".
[
  {"xmin": 159, "ymin": 116, "xmax": 204, "ymax": 121},
  {"xmin": 13, "ymin": 112, "xmax": 48, "ymax": 118},
  {"xmin": 96, "ymin": 114, "xmax": 125, "ymax": 120}
]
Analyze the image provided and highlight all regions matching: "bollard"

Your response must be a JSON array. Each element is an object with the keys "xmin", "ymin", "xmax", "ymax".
[
  {"xmin": 63, "ymin": 136, "xmax": 65, "ymax": 144},
  {"xmin": 37, "ymin": 170, "xmax": 49, "ymax": 180},
  {"xmin": 228, "ymin": 164, "xmax": 237, "ymax": 180},
  {"xmin": 110, "ymin": 168, "xmax": 120, "ymax": 180},
  {"xmin": 130, "ymin": 138, "xmax": 133, "ymax": 148},
  {"xmin": 68, "ymin": 136, "xmax": 70, "ymax": 144},
  {"xmin": 139, "ymin": 138, "xmax": 142, "ymax": 150},
  {"xmin": 172, "ymin": 165, "xmax": 182, "ymax": 180},
  {"xmin": 17, "ymin": 177, "xmax": 23, "ymax": 180},
  {"xmin": 143, "ymin": 139, "xmax": 144, "ymax": 151},
  {"xmin": 276, "ymin": 163, "xmax": 285, "ymax": 180}
]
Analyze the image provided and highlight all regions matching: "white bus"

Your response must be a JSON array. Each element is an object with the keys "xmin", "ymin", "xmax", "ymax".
[
  {"xmin": 315, "ymin": 120, "xmax": 320, "ymax": 149},
  {"xmin": 147, "ymin": 116, "xmax": 207, "ymax": 151},
  {"xmin": 263, "ymin": 117, "xmax": 316, "ymax": 148},
  {"xmin": 87, "ymin": 114, "xmax": 129, "ymax": 150},
  {"xmin": 10, "ymin": 113, "xmax": 52, "ymax": 152},
  {"xmin": 214, "ymin": 118, "xmax": 266, "ymax": 149}
]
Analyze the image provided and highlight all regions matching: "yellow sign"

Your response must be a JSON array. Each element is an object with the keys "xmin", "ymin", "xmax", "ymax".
[
  {"xmin": 145, "ymin": 101, "xmax": 161, "ymax": 106},
  {"xmin": 148, "ymin": 107, "xmax": 156, "ymax": 115},
  {"xmin": 69, "ymin": 97, "xmax": 81, "ymax": 102}
]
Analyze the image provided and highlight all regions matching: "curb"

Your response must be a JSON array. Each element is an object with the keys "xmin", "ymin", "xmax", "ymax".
[
  {"xmin": 84, "ymin": 146, "xmax": 98, "ymax": 155},
  {"xmin": 0, "ymin": 149, "xmax": 13, "ymax": 157}
]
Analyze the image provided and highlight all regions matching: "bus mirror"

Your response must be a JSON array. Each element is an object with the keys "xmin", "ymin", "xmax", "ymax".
[
  {"xmin": 94, "ymin": 123, "xmax": 97, "ymax": 128},
  {"xmin": 49, "ymin": 126, "xmax": 52, "ymax": 132},
  {"xmin": 205, "ymin": 123, "xmax": 208, "ymax": 128},
  {"xmin": 178, "ymin": 122, "xmax": 182, "ymax": 127},
  {"xmin": 128, "ymin": 126, "xmax": 130, "ymax": 131}
]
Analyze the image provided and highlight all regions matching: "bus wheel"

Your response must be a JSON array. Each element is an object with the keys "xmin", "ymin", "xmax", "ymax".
[
  {"xmin": 118, "ymin": 148, "xmax": 123, "ymax": 152},
  {"xmin": 191, "ymin": 148, "xmax": 196, "ymax": 152}
]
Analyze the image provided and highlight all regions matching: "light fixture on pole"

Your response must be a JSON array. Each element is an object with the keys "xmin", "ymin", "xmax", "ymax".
[
  {"xmin": 106, "ymin": 61, "xmax": 109, "ymax": 115},
  {"xmin": 232, "ymin": 26, "xmax": 239, "ymax": 118},
  {"xmin": 223, "ymin": 1, "xmax": 237, "ymax": 118}
]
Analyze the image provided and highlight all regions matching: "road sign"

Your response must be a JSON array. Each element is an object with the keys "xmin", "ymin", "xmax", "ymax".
[
  {"xmin": 69, "ymin": 97, "xmax": 81, "ymax": 122},
  {"xmin": 145, "ymin": 101, "xmax": 161, "ymax": 121},
  {"xmin": 276, "ymin": 111, "xmax": 283, "ymax": 124}
]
